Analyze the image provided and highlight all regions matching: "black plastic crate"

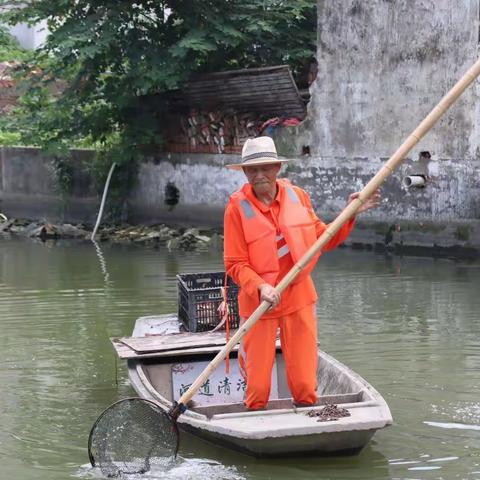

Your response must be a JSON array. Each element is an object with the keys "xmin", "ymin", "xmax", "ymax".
[{"xmin": 177, "ymin": 272, "xmax": 240, "ymax": 332}]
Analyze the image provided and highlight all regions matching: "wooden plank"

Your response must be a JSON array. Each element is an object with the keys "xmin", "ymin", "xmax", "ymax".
[
  {"xmin": 183, "ymin": 98, "xmax": 301, "ymax": 109},
  {"xmin": 111, "ymin": 337, "xmax": 281, "ymax": 359},
  {"xmin": 112, "ymin": 338, "xmax": 238, "ymax": 359},
  {"xmin": 191, "ymin": 68, "xmax": 289, "ymax": 79},
  {"xmin": 192, "ymin": 392, "xmax": 363, "ymax": 417},
  {"xmin": 190, "ymin": 65, "xmax": 288, "ymax": 81},
  {"xmin": 182, "ymin": 93, "xmax": 304, "ymax": 104},
  {"xmin": 187, "ymin": 73, "xmax": 292, "ymax": 86},
  {"xmin": 118, "ymin": 330, "xmax": 232, "ymax": 354},
  {"xmin": 185, "ymin": 100, "xmax": 304, "ymax": 110},
  {"xmin": 185, "ymin": 78, "xmax": 295, "ymax": 93},
  {"xmin": 183, "ymin": 93, "xmax": 295, "ymax": 105},
  {"xmin": 185, "ymin": 84, "xmax": 300, "ymax": 97},
  {"xmin": 186, "ymin": 66, "xmax": 290, "ymax": 85},
  {"xmin": 211, "ymin": 99, "xmax": 304, "ymax": 108},
  {"xmin": 182, "ymin": 101, "xmax": 305, "ymax": 116}
]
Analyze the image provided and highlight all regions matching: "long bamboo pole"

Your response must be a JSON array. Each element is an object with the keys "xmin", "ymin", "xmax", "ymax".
[
  {"xmin": 172, "ymin": 57, "xmax": 480, "ymax": 417},
  {"xmin": 91, "ymin": 162, "xmax": 117, "ymax": 241}
]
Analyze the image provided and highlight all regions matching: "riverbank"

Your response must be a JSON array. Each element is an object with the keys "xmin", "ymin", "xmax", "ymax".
[
  {"xmin": 343, "ymin": 218, "xmax": 480, "ymax": 260},
  {"xmin": 0, "ymin": 218, "xmax": 223, "ymax": 251},
  {"xmin": 1, "ymin": 216, "xmax": 479, "ymax": 260}
]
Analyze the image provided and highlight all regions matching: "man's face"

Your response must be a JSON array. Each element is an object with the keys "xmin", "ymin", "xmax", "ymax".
[{"xmin": 243, "ymin": 163, "xmax": 281, "ymax": 197}]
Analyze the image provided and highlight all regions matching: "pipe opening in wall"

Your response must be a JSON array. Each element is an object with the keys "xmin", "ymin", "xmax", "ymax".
[
  {"xmin": 403, "ymin": 174, "xmax": 426, "ymax": 188},
  {"xmin": 165, "ymin": 181, "xmax": 180, "ymax": 210},
  {"xmin": 302, "ymin": 145, "xmax": 310, "ymax": 156},
  {"xmin": 419, "ymin": 151, "xmax": 431, "ymax": 160}
]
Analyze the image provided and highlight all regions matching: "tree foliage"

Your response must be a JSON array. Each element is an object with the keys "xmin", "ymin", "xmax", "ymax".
[
  {"xmin": 0, "ymin": 25, "xmax": 29, "ymax": 61},
  {"xmin": 0, "ymin": 1, "xmax": 316, "ymax": 213}
]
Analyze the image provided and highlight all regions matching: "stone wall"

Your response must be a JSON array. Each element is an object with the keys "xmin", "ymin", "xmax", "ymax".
[
  {"xmin": 2, "ymin": 147, "xmax": 480, "ymax": 224},
  {"xmin": 296, "ymin": 0, "xmax": 480, "ymax": 162},
  {"xmin": 128, "ymin": 153, "xmax": 244, "ymax": 226},
  {"xmin": 1, "ymin": 147, "xmax": 480, "ymax": 256},
  {"xmin": 131, "ymin": 152, "xmax": 480, "ymax": 224},
  {"xmin": 0, "ymin": 147, "xmax": 98, "ymax": 222}
]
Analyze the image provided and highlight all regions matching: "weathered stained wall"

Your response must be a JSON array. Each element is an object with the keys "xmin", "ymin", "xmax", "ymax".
[
  {"xmin": 297, "ymin": 0, "xmax": 480, "ymax": 162},
  {"xmin": 287, "ymin": 156, "xmax": 480, "ymax": 221},
  {"xmin": 130, "ymin": 153, "xmax": 480, "ymax": 224},
  {"xmin": 1, "ymin": 147, "xmax": 480, "ymax": 254},
  {"xmin": 1, "ymin": 148, "xmax": 480, "ymax": 224},
  {"xmin": 128, "ymin": 153, "xmax": 244, "ymax": 226},
  {"xmin": 0, "ymin": 147, "xmax": 97, "ymax": 221}
]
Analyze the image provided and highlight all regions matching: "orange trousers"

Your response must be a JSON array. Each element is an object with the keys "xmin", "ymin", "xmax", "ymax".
[{"xmin": 238, "ymin": 304, "xmax": 318, "ymax": 410}]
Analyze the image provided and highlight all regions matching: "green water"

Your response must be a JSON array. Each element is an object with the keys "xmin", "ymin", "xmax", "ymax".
[{"xmin": 1, "ymin": 237, "xmax": 479, "ymax": 480}]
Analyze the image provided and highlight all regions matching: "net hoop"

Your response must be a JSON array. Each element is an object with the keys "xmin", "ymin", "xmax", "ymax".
[{"xmin": 88, "ymin": 397, "xmax": 179, "ymax": 476}]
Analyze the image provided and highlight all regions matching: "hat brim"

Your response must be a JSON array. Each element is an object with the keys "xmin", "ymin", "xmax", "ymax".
[{"xmin": 226, "ymin": 157, "xmax": 290, "ymax": 170}]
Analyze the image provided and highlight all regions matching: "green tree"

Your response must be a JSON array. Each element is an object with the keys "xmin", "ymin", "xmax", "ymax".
[
  {"xmin": 0, "ymin": 1, "xmax": 316, "ymax": 216},
  {"xmin": 0, "ymin": 27, "xmax": 29, "ymax": 146},
  {"xmin": 0, "ymin": 25, "xmax": 29, "ymax": 61}
]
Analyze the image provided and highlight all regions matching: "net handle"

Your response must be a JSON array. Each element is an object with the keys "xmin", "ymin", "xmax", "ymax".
[{"xmin": 173, "ymin": 56, "xmax": 480, "ymax": 417}]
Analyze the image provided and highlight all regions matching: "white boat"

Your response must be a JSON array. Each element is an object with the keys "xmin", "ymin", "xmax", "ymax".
[{"xmin": 111, "ymin": 314, "xmax": 392, "ymax": 458}]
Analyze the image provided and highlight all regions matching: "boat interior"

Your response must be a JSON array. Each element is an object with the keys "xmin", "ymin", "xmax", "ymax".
[
  {"xmin": 131, "ymin": 350, "xmax": 370, "ymax": 417},
  {"xmin": 114, "ymin": 329, "xmax": 373, "ymax": 418}
]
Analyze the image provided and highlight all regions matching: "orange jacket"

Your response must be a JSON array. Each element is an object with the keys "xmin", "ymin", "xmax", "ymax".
[
  {"xmin": 224, "ymin": 180, "xmax": 355, "ymax": 318},
  {"xmin": 229, "ymin": 179, "xmax": 320, "ymax": 286}
]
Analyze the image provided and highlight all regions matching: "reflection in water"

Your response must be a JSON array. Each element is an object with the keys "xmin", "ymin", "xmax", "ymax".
[
  {"xmin": 424, "ymin": 421, "xmax": 480, "ymax": 431},
  {"xmin": 1, "ymin": 239, "xmax": 480, "ymax": 479},
  {"xmin": 91, "ymin": 240, "xmax": 111, "ymax": 286},
  {"xmin": 175, "ymin": 430, "xmax": 391, "ymax": 480}
]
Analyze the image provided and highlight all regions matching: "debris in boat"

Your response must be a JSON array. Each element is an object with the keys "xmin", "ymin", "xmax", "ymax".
[{"xmin": 306, "ymin": 403, "xmax": 351, "ymax": 422}]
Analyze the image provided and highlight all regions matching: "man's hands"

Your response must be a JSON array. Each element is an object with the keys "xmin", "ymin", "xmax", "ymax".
[
  {"xmin": 258, "ymin": 283, "xmax": 281, "ymax": 309},
  {"xmin": 348, "ymin": 189, "xmax": 381, "ymax": 215}
]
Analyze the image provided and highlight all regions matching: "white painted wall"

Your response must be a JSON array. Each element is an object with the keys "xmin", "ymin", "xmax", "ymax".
[
  {"xmin": 8, "ymin": 20, "xmax": 49, "ymax": 49},
  {"xmin": 298, "ymin": 0, "xmax": 480, "ymax": 163}
]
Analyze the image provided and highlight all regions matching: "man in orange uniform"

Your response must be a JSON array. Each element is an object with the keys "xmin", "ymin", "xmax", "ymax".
[{"xmin": 224, "ymin": 136, "xmax": 380, "ymax": 410}]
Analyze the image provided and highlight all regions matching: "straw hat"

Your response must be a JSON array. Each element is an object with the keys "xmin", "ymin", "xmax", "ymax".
[{"xmin": 226, "ymin": 136, "xmax": 290, "ymax": 170}]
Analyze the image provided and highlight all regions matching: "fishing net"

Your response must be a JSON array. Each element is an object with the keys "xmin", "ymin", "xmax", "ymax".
[{"xmin": 88, "ymin": 398, "xmax": 179, "ymax": 478}]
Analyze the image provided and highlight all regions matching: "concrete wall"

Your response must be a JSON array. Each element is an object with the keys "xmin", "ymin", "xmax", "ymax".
[
  {"xmin": 0, "ymin": 147, "xmax": 97, "ymax": 222},
  {"xmin": 129, "ymin": 152, "xmax": 480, "ymax": 224},
  {"xmin": 259, "ymin": 0, "xmax": 480, "ymax": 254},
  {"xmin": 297, "ymin": 0, "xmax": 480, "ymax": 161},
  {"xmin": 129, "ymin": 153, "xmax": 242, "ymax": 226},
  {"xmin": 2, "ymin": 147, "xmax": 480, "ymax": 255},
  {"xmin": 2, "ymin": 147, "xmax": 480, "ymax": 224}
]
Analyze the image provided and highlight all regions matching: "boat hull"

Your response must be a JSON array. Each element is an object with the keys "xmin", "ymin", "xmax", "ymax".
[{"xmin": 179, "ymin": 421, "xmax": 375, "ymax": 457}]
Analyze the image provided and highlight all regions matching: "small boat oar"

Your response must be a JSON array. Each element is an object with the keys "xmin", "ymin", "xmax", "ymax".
[{"xmin": 88, "ymin": 56, "xmax": 480, "ymax": 478}]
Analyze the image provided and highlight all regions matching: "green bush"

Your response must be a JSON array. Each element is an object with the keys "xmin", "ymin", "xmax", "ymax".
[
  {"xmin": 455, "ymin": 225, "xmax": 470, "ymax": 241},
  {"xmin": 0, "ymin": 27, "xmax": 29, "ymax": 147},
  {"xmin": 0, "ymin": 26, "xmax": 29, "ymax": 61},
  {"xmin": 0, "ymin": 130, "xmax": 21, "ymax": 146}
]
